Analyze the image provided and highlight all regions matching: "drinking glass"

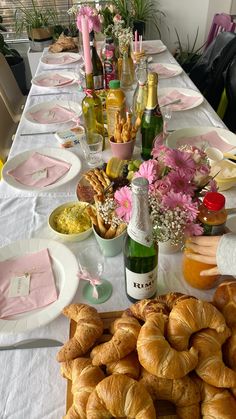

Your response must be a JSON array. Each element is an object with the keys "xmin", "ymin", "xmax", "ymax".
[
  {"xmin": 78, "ymin": 244, "xmax": 113, "ymax": 304},
  {"xmin": 81, "ymin": 132, "xmax": 103, "ymax": 167}
]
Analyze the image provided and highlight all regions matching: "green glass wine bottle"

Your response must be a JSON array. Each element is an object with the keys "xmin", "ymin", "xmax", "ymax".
[
  {"xmin": 123, "ymin": 177, "xmax": 158, "ymax": 303},
  {"xmin": 90, "ymin": 31, "xmax": 104, "ymax": 90},
  {"xmin": 141, "ymin": 72, "xmax": 163, "ymax": 160},
  {"xmin": 82, "ymin": 73, "xmax": 104, "ymax": 144}
]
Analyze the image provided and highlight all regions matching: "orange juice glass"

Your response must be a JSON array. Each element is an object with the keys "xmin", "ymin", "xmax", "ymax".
[{"xmin": 182, "ymin": 248, "xmax": 219, "ymax": 290}]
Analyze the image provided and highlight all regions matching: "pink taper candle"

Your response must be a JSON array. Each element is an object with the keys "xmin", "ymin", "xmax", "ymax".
[
  {"xmin": 134, "ymin": 30, "xmax": 138, "ymax": 53},
  {"xmin": 81, "ymin": 16, "xmax": 93, "ymax": 74}
]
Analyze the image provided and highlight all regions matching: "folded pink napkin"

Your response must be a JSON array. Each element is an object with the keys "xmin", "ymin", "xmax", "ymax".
[
  {"xmin": 44, "ymin": 55, "xmax": 77, "ymax": 65},
  {"xmin": 144, "ymin": 45, "xmax": 165, "ymax": 54},
  {"xmin": 150, "ymin": 63, "xmax": 179, "ymax": 78},
  {"xmin": 8, "ymin": 152, "xmax": 71, "ymax": 187},
  {"xmin": 29, "ymin": 105, "xmax": 76, "ymax": 123},
  {"xmin": 35, "ymin": 73, "xmax": 73, "ymax": 87},
  {"xmin": 0, "ymin": 248, "xmax": 57, "ymax": 318},
  {"xmin": 176, "ymin": 131, "xmax": 235, "ymax": 152},
  {"xmin": 159, "ymin": 89, "xmax": 202, "ymax": 110}
]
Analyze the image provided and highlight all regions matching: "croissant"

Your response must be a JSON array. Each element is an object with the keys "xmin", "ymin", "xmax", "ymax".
[
  {"xmin": 213, "ymin": 281, "xmax": 236, "ymax": 327},
  {"xmin": 223, "ymin": 325, "xmax": 236, "ymax": 371},
  {"xmin": 137, "ymin": 313, "xmax": 198, "ymax": 379},
  {"xmin": 156, "ymin": 292, "xmax": 194, "ymax": 311},
  {"xmin": 194, "ymin": 376, "xmax": 236, "ymax": 418},
  {"xmin": 125, "ymin": 298, "xmax": 169, "ymax": 321},
  {"xmin": 57, "ymin": 304, "xmax": 103, "ymax": 362},
  {"xmin": 86, "ymin": 374, "xmax": 156, "ymax": 418},
  {"xmin": 167, "ymin": 298, "xmax": 226, "ymax": 350},
  {"xmin": 90, "ymin": 316, "xmax": 141, "ymax": 366},
  {"xmin": 106, "ymin": 351, "xmax": 141, "ymax": 380},
  {"xmin": 191, "ymin": 327, "xmax": 236, "ymax": 387},
  {"xmin": 61, "ymin": 358, "xmax": 105, "ymax": 419},
  {"xmin": 140, "ymin": 369, "xmax": 201, "ymax": 419}
]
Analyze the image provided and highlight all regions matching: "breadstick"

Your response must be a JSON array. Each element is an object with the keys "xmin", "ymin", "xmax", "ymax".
[
  {"xmin": 115, "ymin": 223, "xmax": 127, "ymax": 237},
  {"xmin": 104, "ymin": 225, "xmax": 117, "ymax": 239},
  {"xmin": 114, "ymin": 112, "xmax": 122, "ymax": 143},
  {"xmin": 94, "ymin": 169, "xmax": 107, "ymax": 188},
  {"xmin": 86, "ymin": 206, "xmax": 98, "ymax": 226}
]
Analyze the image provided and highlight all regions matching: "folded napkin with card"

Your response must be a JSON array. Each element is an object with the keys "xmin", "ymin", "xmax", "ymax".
[
  {"xmin": 8, "ymin": 152, "xmax": 71, "ymax": 187},
  {"xmin": 159, "ymin": 89, "xmax": 201, "ymax": 110},
  {"xmin": 151, "ymin": 63, "xmax": 179, "ymax": 77},
  {"xmin": 176, "ymin": 131, "xmax": 235, "ymax": 152},
  {"xmin": 29, "ymin": 105, "xmax": 76, "ymax": 124},
  {"xmin": 0, "ymin": 248, "xmax": 57, "ymax": 318},
  {"xmin": 34, "ymin": 73, "xmax": 74, "ymax": 87}
]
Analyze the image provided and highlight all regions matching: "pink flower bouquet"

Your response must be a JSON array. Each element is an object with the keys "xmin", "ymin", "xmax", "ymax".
[
  {"xmin": 76, "ymin": 5, "xmax": 101, "ymax": 33},
  {"xmin": 114, "ymin": 143, "xmax": 217, "ymax": 245}
]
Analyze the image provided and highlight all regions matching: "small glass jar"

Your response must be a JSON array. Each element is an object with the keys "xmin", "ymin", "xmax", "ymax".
[{"xmin": 182, "ymin": 192, "xmax": 227, "ymax": 290}]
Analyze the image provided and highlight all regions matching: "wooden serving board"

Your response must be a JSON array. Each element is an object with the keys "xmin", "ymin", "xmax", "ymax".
[{"xmin": 66, "ymin": 311, "xmax": 177, "ymax": 418}]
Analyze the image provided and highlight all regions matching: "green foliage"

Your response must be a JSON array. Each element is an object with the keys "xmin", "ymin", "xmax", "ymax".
[
  {"xmin": 0, "ymin": 15, "xmax": 20, "ymax": 57},
  {"xmin": 13, "ymin": 0, "xmax": 59, "ymax": 33},
  {"xmin": 112, "ymin": 0, "xmax": 130, "ymax": 26},
  {"xmin": 174, "ymin": 27, "xmax": 205, "ymax": 70}
]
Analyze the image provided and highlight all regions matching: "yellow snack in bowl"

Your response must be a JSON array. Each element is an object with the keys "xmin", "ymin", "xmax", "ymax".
[{"xmin": 54, "ymin": 205, "xmax": 91, "ymax": 234}]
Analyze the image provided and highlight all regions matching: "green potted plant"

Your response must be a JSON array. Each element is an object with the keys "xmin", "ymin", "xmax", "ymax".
[
  {"xmin": 0, "ymin": 15, "xmax": 27, "ymax": 94},
  {"xmin": 174, "ymin": 27, "xmax": 205, "ymax": 73},
  {"xmin": 14, "ymin": 0, "xmax": 59, "ymax": 51},
  {"xmin": 130, "ymin": 0, "xmax": 165, "ymax": 37}
]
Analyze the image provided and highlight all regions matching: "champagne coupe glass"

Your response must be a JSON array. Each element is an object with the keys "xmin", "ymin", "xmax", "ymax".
[{"xmin": 78, "ymin": 244, "xmax": 113, "ymax": 304}]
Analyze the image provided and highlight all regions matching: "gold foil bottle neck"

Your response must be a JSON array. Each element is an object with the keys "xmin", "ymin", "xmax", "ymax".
[{"xmin": 147, "ymin": 72, "xmax": 158, "ymax": 85}]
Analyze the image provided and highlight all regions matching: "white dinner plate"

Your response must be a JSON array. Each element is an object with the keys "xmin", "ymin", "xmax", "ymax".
[
  {"xmin": 24, "ymin": 100, "xmax": 82, "ymax": 125},
  {"xmin": 158, "ymin": 87, "xmax": 204, "ymax": 111},
  {"xmin": 41, "ymin": 52, "xmax": 81, "ymax": 65},
  {"xmin": 143, "ymin": 40, "xmax": 167, "ymax": 55},
  {"xmin": 149, "ymin": 63, "xmax": 182, "ymax": 79},
  {"xmin": 226, "ymin": 214, "xmax": 236, "ymax": 233},
  {"xmin": 2, "ymin": 147, "xmax": 82, "ymax": 192},
  {"xmin": 166, "ymin": 127, "xmax": 236, "ymax": 153},
  {"xmin": 0, "ymin": 238, "xmax": 78, "ymax": 334},
  {"xmin": 31, "ymin": 71, "xmax": 78, "ymax": 88}
]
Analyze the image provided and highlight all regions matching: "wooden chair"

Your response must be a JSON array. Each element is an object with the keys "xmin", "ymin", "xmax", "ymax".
[
  {"xmin": 0, "ymin": 53, "xmax": 27, "ymax": 123},
  {"xmin": 205, "ymin": 13, "xmax": 236, "ymax": 50},
  {"xmin": 0, "ymin": 94, "xmax": 17, "ymax": 162}
]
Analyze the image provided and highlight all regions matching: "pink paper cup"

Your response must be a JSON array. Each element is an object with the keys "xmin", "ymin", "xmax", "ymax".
[{"xmin": 109, "ymin": 138, "xmax": 135, "ymax": 160}]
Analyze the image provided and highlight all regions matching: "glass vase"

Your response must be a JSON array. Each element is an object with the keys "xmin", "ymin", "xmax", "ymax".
[{"xmin": 120, "ymin": 50, "xmax": 134, "ymax": 90}]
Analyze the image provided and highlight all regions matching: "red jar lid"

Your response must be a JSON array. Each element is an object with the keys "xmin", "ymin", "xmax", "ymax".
[{"xmin": 203, "ymin": 192, "xmax": 225, "ymax": 211}]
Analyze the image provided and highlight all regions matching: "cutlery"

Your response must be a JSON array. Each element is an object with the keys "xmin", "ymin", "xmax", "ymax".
[
  {"xmin": 0, "ymin": 338, "xmax": 63, "ymax": 351},
  {"xmin": 20, "ymin": 131, "xmax": 57, "ymax": 136},
  {"xmin": 31, "ymin": 92, "xmax": 72, "ymax": 97},
  {"xmin": 160, "ymin": 98, "xmax": 181, "ymax": 108}
]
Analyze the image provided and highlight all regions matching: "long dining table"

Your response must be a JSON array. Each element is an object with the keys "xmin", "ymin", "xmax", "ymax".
[{"xmin": 1, "ymin": 39, "xmax": 236, "ymax": 419}]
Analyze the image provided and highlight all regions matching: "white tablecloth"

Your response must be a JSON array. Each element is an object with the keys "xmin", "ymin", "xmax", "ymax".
[{"xmin": 1, "ymin": 40, "xmax": 236, "ymax": 419}]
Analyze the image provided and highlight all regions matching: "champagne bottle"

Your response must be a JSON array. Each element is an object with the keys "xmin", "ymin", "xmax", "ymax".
[
  {"xmin": 141, "ymin": 72, "xmax": 163, "ymax": 160},
  {"xmin": 123, "ymin": 177, "xmax": 158, "ymax": 303},
  {"xmin": 90, "ymin": 31, "xmax": 104, "ymax": 90},
  {"xmin": 82, "ymin": 73, "xmax": 104, "ymax": 143}
]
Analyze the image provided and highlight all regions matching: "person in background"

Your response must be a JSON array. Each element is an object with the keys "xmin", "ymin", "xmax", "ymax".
[{"xmin": 185, "ymin": 234, "xmax": 236, "ymax": 277}]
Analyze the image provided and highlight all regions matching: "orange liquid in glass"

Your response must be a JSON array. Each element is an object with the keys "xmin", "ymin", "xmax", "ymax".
[{"xmin": 182, "ymin": 249, "xmax": 219, "ymax": 290}]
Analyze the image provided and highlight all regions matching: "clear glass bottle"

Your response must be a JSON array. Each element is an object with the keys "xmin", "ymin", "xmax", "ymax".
[
  {"xmin": 120, "ymin": 50, "xmax": 134, "ymax": 91},
  {"xmin": 183, "ymin": 192, "xmax": 227, "ymax": 290},
  {"xmin": 141, "ymin": 72, "xmax": 163, "ymax": 160},
  {"xmin": 90, "ymin": 31, "xmax": 104, "ymax": 90},
  {"xmin": 123, "ymin": 177, "xmax": 158, "ymax": 303},
  {"xmin": 82, "ymin": 73, "xmax": 104, "ymax": 145},
  {"xmin": 132, "ymin": 57, "xmax": 148, "ymax": 119}
]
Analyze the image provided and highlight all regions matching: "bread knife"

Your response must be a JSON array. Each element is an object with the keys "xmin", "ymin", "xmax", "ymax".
[{"xmin": 0, "ymin": 338, "xmax": 63, "ymax": 350}]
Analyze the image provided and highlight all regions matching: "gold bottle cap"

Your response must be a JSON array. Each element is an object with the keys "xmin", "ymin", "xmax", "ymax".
[{"xmin": 147, "ymin": 72, "xmax": 158, "ymax": 84}]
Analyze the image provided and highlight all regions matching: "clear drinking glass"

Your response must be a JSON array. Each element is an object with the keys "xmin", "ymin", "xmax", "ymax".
[
  {"xmin": 81, "ymin": 132, "xmax": 103, "ymax": 167},
  {"xmin": 78, "ymin": 244, "xmax": 113, "ymax": 304}
]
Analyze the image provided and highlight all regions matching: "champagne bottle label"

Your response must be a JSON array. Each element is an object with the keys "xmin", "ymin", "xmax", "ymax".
[
  {"xmin": 93, "ymin": 75, "xmax": 103, "ymax": 90},
  {"xmin": 126, "ymin": 266, "xmax": 157, "ymax": 300},
  {"xmin": 128, "ymin": 225, "xmax": 153, "ymax": 247}
]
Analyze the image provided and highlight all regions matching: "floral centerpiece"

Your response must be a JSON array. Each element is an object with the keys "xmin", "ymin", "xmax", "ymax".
[
  {"xmin": 114, "ymin": 141, "xmax": 217, "ymax": 245},
  {"xmin": 67, "ymin": 4, "xmax": 101, "ymax": 34}
]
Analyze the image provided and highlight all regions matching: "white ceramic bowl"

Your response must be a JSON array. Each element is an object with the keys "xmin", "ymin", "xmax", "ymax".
[{"xmin": 48, "ymin": 201, "xmax": 93, "ymax": 242}]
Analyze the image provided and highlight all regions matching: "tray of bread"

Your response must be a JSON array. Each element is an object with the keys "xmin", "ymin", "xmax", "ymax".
[{"xmin": 56, "ymin": 283, "xmax": 236, "ymax": 418}]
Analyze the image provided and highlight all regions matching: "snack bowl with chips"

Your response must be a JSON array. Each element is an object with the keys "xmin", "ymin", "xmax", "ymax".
[{"xmin": 48, "ymin": 201, "xmax": 93, "ymax": 242}]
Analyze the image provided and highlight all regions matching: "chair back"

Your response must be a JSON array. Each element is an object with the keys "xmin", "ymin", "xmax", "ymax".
[
  {"xmin": 0, "ymin": 94, "xmax": 17, "ymax": 160},
  {"xmin": 223, "ymin": 55, "xmax": 236, "ymax": 132},
  {"xmin": 205, "ymin": 13, "xmax": 236, "ymax": 50},
  {"xmin": 189, "ymin": 32, "xmax": 236, "ymax": 111},
  {"xmin": 0, "ymin": 53, "xmax": 26, "ymax": 123}
]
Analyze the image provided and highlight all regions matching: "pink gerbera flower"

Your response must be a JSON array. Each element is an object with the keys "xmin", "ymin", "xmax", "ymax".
[
  {"xmin": 114, "ymin": 186, "xmax": 132, "ymax": 222},
  {"xmin": 163, "ymin": 149, "xmax": 196, "ymax": 177},
  {"xmin": 134, "ymin": 160, "xmax": 158, "ymax": 184},
  {"xmin": 162, "ymin": 191, "xmax": 199, "ymax": 221},
  {"xmin": 166, "ymin": 171, "xmax": 195, "ymax": 195},
  {"xmin": 76, "ymin": 6, "xmax": 101, "ymax": 32}
]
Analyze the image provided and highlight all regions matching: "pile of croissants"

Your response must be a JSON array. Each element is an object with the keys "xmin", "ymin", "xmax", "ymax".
[{"xmin": 56, "ymin": 281, "xmax": 236, "ymax": 419}]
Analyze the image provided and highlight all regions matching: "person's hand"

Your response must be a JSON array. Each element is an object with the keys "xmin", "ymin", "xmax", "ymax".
[{"xmin": 185, "ymin": 236, "xmax": 221, "ymax": 276}]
